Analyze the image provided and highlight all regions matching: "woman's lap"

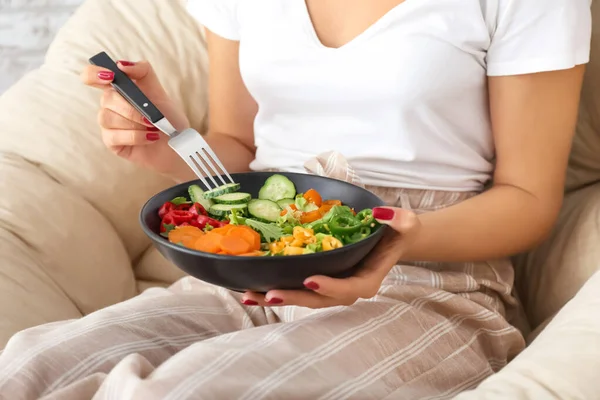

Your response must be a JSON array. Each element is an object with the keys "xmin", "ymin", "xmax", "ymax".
[{"xmin": 0, "ymin": 276, "xmax": 524, "ymax": 400}]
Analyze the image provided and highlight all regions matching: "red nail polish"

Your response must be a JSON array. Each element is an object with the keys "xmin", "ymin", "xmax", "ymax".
[
  {"xmin": 266, "ymin": 297, "xmax": 283, "ymax": 305},
  {"xmin": 304, "ymin": 281, "xmax": 320, "ymax": 290},
  {"xmin": 373, "ymin": 207, "xmax": 394, "ymax": 221},
  {"xmin": 142, "ymin": 116, "xmax": 152, "ymax": 125},
  {"xmin": 118, "ymin": 60, "xmax": 135, "ymax": 66},
  {"xmin": 146, "ymin": 126, "xmax": 159, "ymax": 132},
  {"xmin": 242, "ymin": 299, "xmax": 258, "ymax": 306},
  {"xmin": 146, "ymin": 133, "xmax": 160, "ymax": 141},
  {"xmin": 98, "ymin": 71, "xmax": 114, "ymax": 81}
]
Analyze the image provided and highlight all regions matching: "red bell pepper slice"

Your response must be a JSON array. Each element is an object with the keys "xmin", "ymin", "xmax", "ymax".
[
  {"xmin": 169, "ymin": 210, "xmax": 195, "ymax": 225},
  {"xmin": 160, "ymin": 213, "xmax": 176, "ymax": 233},
  {"xmin": 191, "ymin": 215, "xmax": 225, "ymax": 230},
  {"xmin": 189, "ymin": 203, "xmax": 208, "ymax": 216},
  {"xmin": 158, "ymin": 202, "xmax": 174, "ymax": 219},
  {"xmin": 174, "ymin": 203, "xmax": 192, "ymax": 211}
]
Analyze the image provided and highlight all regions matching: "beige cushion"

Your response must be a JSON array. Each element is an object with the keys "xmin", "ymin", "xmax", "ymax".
[
  {"xmin": 455, "ymin": 271, "xmax": 600, "ymax": 400},
  {"xmin": 0, "ymin": 0, "xmax": 204, "ymax": 345},
  {"xmin": 515, "ymin": 183, "xmax": 600, "ymax": 329},
  {"xmin": 567, "ymin": 1, "xmax": 600, "ymax": 192}
]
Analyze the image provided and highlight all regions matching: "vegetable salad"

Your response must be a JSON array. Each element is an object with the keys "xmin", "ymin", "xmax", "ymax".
[{"xmin": 157, "ymin": 174, "xmax": 378, "ymax": 256}]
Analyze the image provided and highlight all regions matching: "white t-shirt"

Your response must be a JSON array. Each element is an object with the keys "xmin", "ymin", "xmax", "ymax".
[{"xmin": 187, "ymin": 0, "xmax": 591, "ymax": 191}]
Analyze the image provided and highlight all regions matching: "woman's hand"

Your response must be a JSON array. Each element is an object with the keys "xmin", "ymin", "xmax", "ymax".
[
  {"xmin": 242, "ymin": 207, "xmax": 421, "ymax": 309},
  {"xmin": 81, "ymin": 60, "xmax": 191, "ymax": 180}
]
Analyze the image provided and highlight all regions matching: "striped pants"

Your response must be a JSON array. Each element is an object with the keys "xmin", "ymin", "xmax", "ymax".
[{"xmin": 0, "ymin": 188, "xmax": 526, "ymax": 400}]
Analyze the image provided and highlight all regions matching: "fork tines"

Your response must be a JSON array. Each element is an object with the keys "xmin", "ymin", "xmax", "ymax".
[
  {"xmin": 168, "ymin": 128, "xmax": 235, "ymax": 191},
  {"xmin": 189, "ymin": 147, "xmax": 235, "ymax": 191}
]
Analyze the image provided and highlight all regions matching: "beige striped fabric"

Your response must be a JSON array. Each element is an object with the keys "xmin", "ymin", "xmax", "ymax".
[{"xmin": 0, "ymin": 152, "xmax": 526, "ymax": 400}]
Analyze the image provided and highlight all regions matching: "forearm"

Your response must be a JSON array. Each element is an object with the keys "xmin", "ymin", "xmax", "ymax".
[
  {"xmin": 401, "ymin": 185, "xmax": 561, "ymax": 262},
  {"xmin": 170, "ymin": 132, "xmax": 255, "ymax": 183}
]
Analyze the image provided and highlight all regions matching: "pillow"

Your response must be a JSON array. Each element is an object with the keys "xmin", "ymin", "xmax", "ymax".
[{"xmin": 566, "ymin": 0, "xmax": 600, "ymax": 192}]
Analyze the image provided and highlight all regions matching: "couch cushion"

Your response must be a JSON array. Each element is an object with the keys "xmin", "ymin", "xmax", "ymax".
[
  {"xmin": 0, "ymin": 154, "xmax": 84, "ymax": 346},
  {"xmin": 567, "ymin": 1, "xmax": 600, "ymax": 192},
  {"xmin": 455, "ymin": 271, "xmax": 600, "ymax": 400},
  {"xmin": 515, "ymin": 182, "xmax": 600, "ymax": 329},
  {"xmin": 0, "ymin": 0, "xmax": 209, "ymax": 345}
]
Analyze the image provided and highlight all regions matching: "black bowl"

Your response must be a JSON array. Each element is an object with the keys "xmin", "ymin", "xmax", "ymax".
[{"xmin": 139, "ymin": 172, "xmax": 386, "ymax": 292}]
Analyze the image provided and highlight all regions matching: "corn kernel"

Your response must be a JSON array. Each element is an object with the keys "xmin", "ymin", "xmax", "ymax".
[
  {"xmin": 291, "ymin": 239, "xmax": 304, "ymax": 247},
  {"xmin": 322, "ymin": 236, "xmax": 343, "ymax": 251},
  {"xmin": 293, "ymin": 226, "xmax": 316, "ymax": 244},
  {"xmin": 269, "ymin": 242, "xmax": 285, "ymax": 254},
  {"xmin": 281, "ymin": 236, "xmax": 294, "ymax": 245},
  {"xmin": 283, "ymin": 246, "xmax": 305, "ymax": 256}
]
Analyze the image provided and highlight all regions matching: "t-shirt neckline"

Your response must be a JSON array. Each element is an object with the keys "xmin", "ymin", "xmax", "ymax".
[{"xmin": 299, "ymin": 0, "xmax": 414, "ymax": 51}]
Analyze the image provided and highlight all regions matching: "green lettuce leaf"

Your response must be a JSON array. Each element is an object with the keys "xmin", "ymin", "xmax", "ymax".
[
  {"xmin": 321, "ymin": 205, "xmax": 354, "ymax": 223},
  {"xmin": 244, "ymin": 219, "xmax": 284, "ymax": 243},
  {"xmin": 160, "ymin": 223, "xmax": 176, "ymax": 238},
  {"xmin": 304, "ymin": 242, "xmax": 321, "ymax": 254},
  {"xmin": 170, "ymin": 197, "xmax": 191, "ymax": 206}
]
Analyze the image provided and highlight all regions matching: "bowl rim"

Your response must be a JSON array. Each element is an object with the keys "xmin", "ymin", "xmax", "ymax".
[{"xmin": 139, "ymin": 171, "xmax": 387, "ymax": 261}]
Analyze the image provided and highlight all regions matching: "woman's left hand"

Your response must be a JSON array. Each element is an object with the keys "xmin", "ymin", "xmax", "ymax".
[{"xmin": 241, "ymin": 207, "xmax": 421, "ymax": 308}]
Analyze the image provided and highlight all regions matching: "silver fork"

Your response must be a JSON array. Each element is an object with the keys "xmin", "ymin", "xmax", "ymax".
[
  {"xmin": 156, "ymin": 122, "xmax": 235, "ymax": 191},
  {"xmin": 89, "ymin": 52, "xmax": 234, "ymax": 191}
]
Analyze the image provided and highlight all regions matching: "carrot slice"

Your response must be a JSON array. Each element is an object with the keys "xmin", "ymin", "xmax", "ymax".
[
  {"xmin": 300, "ymin": 210, "xmax": 322, "ymax": 224},
  {"xmin": 239, "ymin": 251, "xmax": 266, "ymax": 257},
  {"xmin": 194, "ymin": 232, "xmax": 223, "ymax": 253},
  {"xmin": 173, "ymin": 225, "xmax": 204, "ymax": 233},
  {"xmin": 323, "ymin": 199, "xmax": 342, "ymax": 206},
  {"xmin": 228, "ymin": 226, "xmax": 261, "ymax": 251},
  {"xmin": 211, "ymin": 224, "xmax": 236, "ymax": 235},
  {"xmin": 168, "ymin": 226, "xmax": 205, "ymax": 249},
  {"xmin": 220, "ymin": 235, "xmax": 252, "ymax": 255}
]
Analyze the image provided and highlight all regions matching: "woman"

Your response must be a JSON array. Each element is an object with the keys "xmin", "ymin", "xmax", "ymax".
[{"xmin": 0, "ymin": 0, "xmax": 591, "ymax": 399}]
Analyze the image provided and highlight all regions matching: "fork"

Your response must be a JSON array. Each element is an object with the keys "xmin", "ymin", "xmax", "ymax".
[{"xmin": 89, "ymin": 51, "xmax": 235, "ymax": 191}]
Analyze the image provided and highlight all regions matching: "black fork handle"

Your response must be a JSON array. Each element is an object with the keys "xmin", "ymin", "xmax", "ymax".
[{"xmin": 89, "ymin": 51, "xmax": 164, "ymax": 124}]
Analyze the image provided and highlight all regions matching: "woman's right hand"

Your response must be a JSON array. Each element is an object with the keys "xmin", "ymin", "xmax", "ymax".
[{"xmin": 81, "ymin": 60, "xmax": 191, "ymax": 180}]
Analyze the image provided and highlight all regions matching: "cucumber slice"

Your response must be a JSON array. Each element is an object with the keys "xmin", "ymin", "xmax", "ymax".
[
  {"xmin": 203, "ymin": 183, "xmax": 241, "ymax": 199},
  {"xmin": 276, "ymin": 198, "xmax": 295, "ymax": 209},
  {"xmin": 258, "ymin": 174, "xmax": 296, "ymax": 202},
  {"xmin": 208, "ymin": 203, "xmax": 248, "ymax": 218},
  {"xmin": 248, "ymin": 199, "xmax": 282, "ymax": 223},
  {"xmin": 213, "ymin": 192, "xmax": 251, "ymax": 205},
  {"xmin": 188, "ymin": 185, "xmax": 214, "ymax": 210}
]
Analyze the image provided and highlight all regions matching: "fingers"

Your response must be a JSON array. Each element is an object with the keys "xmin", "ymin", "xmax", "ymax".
[
  {"xmin": 115, "ymin": 60, "xmax": 155, "ymax": 81},
  {"xmin": 372, "ymin": 207, "xmax": 419, "ymax": 234},
  {"xmin": 98, "ymin": 106, "xmax": 148, "ymax": 131},
  {"xmin": 240, "ymin": 292, "xmax": 270, "ymax": 307},
  {"xmin": 100, "ymin": 89, "xmax": 149, "ymax": 127},
  {"xmin": 302, "ymin": 275, "xmax": 379, "ymax": 301},
  {"xmin": 241, "ymin": 290, "xmax": 350, "ymax": 309},
  {"xmin": 80, "ymin": 65, "xmax": 115, "ymax": 88},
  {"xmin": 82, "ymin": 60, "xmax": 164, "ymax": 129},
  {"xmin": 81, "ymin": 60, "xmax": 158, "ymax": 89},
  {"xmin": 101, "ymin": 128, "xmax": 162, "ymax": 149}
]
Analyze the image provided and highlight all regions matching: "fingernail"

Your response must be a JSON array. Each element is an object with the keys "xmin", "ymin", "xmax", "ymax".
[
  {"xmin": 142, "ymin": 116, "xmax": 152, "ymax": 125},
  {"xmin": 146, "ymin": 133, "xmax": 160, "ymax": 141},
  {"xmin": 373, "ymin": 207, "xmax": 395, "ymax": 221},
  {"xmin": 266, "ymin": 297, "xmax": 283, "ymax": 305},
  {"xmin": 146, "ymin": 126, "xmax": 159, "ymax": 132},
  {"xmin": 98, "ymin": 71, "xmax": 114, "ymax": 81},
  {"xmin": 304, "ymin": 281, "xmax": 320, "ymax": 290},
  {"xmin": 242, "ymin": 299, "xmax": 258, "ymax": 306},
  {"xmin": 118, "ymin": 60, "xmax": 135, "ymax": 66}
]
